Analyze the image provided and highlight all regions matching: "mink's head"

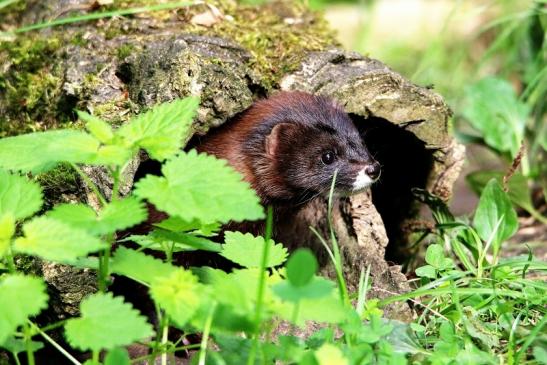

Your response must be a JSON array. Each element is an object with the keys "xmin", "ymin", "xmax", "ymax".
[{"xmin": 244, "ymin": 91, "xmax": 380, "ymax": 203}]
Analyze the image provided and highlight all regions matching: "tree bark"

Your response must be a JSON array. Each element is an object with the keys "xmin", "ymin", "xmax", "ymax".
[{"xmin": 0, "ymin": 0, "xmax": 464, "ymax": 322}]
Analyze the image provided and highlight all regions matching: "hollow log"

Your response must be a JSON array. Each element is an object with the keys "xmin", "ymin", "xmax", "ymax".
[{"xmin": 0, "ymin": 0, "xmax": 464, "ymax": 323}]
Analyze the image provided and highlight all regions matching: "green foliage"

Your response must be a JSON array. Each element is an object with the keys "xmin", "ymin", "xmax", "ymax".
[
  {"xmin": 473, "ymin": 179, "xmax": 518, "ymax": 258},
  {"xmin": 221, "ymin": 231, "xmax": 288, "ymax": 268},
  {"xmin": 115, "ymin": 97, "xmax": 199, "ymax": 161},
  {"xmin": 0, "ymin": 81, "xmax": 543, "ymax": 365},
  {"xmin": 47, "ymin": 197, "xmax": 147, "ymax": 235},
  {"xmin": 14, "ymin": 216, "xmax": 105, "ymax": 262},
  {"xmin": 463, "ymin": 77, "xmax": 529, "ymax": 158},
  {"xmin": 0, "ymin": 275, "xmax": 48, "ymax": 344},
  {"xmin": 64, "ymin": 292, "xmax": 154, "ymax": 351},
  {"xmin": 0, "ymin": 169, "xmax": 43, "ymax": 220},
  {"xmin": 150, "ymin": 268, "xmax": 204, "ymax": 327},
  {"xmin": 134, "ymin": 150, "xmax": 264, "ymax": 224}
]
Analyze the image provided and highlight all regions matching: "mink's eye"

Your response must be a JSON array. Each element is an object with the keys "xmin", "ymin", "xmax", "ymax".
[{"xmin": 321, "ymin": 151, "xmax": 335, "ymax": 165}]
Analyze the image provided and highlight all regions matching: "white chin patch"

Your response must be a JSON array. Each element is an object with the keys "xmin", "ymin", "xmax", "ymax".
[{"xmin": 352, "ymin": 169, "xmax": 374, "ymax": 191}]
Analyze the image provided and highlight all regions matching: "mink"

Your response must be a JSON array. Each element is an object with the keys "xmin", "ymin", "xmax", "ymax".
[{"xmin": 194, "ymin": 91, "xmax": 380, "ymax": 207}]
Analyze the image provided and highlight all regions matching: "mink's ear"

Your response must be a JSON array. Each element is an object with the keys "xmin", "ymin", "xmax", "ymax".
[{"xmin": 265, "ymin": 123, "xmax": 295, "ymax": 157}]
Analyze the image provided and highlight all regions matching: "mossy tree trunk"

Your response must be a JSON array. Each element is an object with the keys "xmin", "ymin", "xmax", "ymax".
[{"xmin": 0, "ymin": 0, "xmax": 464, "ymax": 323}]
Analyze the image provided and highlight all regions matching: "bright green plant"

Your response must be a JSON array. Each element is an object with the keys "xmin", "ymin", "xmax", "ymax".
[{"xmin": 0, "ymin": 95, "xmax": 545, "ymax": 365}]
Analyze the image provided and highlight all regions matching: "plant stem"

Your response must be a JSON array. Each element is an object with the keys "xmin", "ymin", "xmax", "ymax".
[
  {"xmin": 70, "ymin": 163, "xmax": 107, "ymax": 207},
  {"xmin": 247, "ymin": 205, "xmax": 274, "ymax": 365},
  {"xmin": 23, "ymin": 323, "xmax": 35, "ymax": 365},
  {"xmin": 161, "ymin": 317, "xmax": 169, "ymax": 365},
  {"xmin": 198, "ymin": 302, "xmax": 216, "ymax": 365},
  {"xmin": 92, "ymin": 350, "xmax": 99, "ymax": 364},
  {"xmin": 29, "ymin": 321, "xmax": 82, "ymax": 365}
]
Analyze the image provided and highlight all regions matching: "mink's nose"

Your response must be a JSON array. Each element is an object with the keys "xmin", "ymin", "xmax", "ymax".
[{"xmin": 365, "ymin": 163, "xmax": 381, "ymax": 181}]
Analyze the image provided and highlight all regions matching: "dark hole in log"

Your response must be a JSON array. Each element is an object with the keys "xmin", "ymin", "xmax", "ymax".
[{"xmin": 351, "ymin": 115, "xmax": 434, "ymax": 263}]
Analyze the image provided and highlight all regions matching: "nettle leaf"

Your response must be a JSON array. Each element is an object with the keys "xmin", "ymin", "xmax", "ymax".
[
  {"xmin": 65, "ymin": 292, "xmax": 154, "ymax": 351},
  {"xmin": 0, "ymin": 213, "xmax": 15, "ymax": 256},
  {"xmin": 221, "ymin": 231, "xmax": 288, "ymax": 268},
  {"xmin": 78, "ymin": 110, "xmax": 114, "ymax": 143},
  {"xmin": 0, "ymin": 275, "xmax": 48, "ymax": 344},
  {"xmin": 1, "ymin": 337, "xmax": 44, "ymax": 354},
  {"xmin": 14, "ymin": 217, "xmax": 105, "ymax": 262},
  {"xmin": 111, "ymin": 247, "xmax": 176, "ymax": 285},
  {"xmin": 0, "ymin": 130, "xmax": 126, "ymax": 173},
  {"xmin": 0, "ymin": 169, "xmax": 43, "ymax": 220},
  {"xmin": 463, "ymin": 77, "xmax": 529, "ymax": 157},
  {"xmin": 47, "ymin": 197, "xmax": 147, "ymax": 236},
  {"xmin": 424, "ymin": 244, "xmax": 452, "ymax": 270},
  {"xmin": 134, "ymin": 150, "xmax": 264, "ymax": 224},
  {"xmin": 473, "ymin": 179, "xmax": 518, "ymax": 255},
  {"xmin": 154, "ymin": 216, "xmax": 221, "ymax": 236},
  {"xmin": 116, "ymin": 96, "xmax": 200, "ymax": 161},
  {"xmin": 153, "ymin": 230, "xmax": 222, "ymax": 252},
  {"xmin": 150, "ymin": 268, "xmax": 204, "ymax": 327}
]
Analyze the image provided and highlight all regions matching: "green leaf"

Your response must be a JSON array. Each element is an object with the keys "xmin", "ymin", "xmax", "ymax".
[
  {"xmin": 152, "ymin": 230, "xmax": 222, "ymax": 252},
  {"xmin": 287, "ymin": 249, "xmax": 317, "ymax": 287},
  {"xmin": 467, "ymin": 170, "xmax": 545, "ymax": 223},
  {"xmin": 110, "ymin": 247, "xmax": 176, "ymax": 285},
  {"xmin": 134, "ymin": 150, "xmax": 264, "ymax": 224},
  {"xmin": 0, "ymin": 169, "xmax": 43, "ymax": 220},
  {"xmin": 150, "ymin": 268, "xmax": 204, "ymax": 327},
  {"xmin": 14, "ymin": 217, "xmax": 106, "ymax": 262},
  {"xmin": 415, "ymin": 265, "xmax": 436, "ymax": 279},
  {"xmin": 47, "ymin": 197, "xmax": 148, "ymax": 236},
  {"xmin": 314, "ymin": 344, "xmax": 349, "ymax": 365},
  {"xmin": 64, "ymin": 293, "xmax": 154, "ymax": 351},
  {"xmin": 1, "ymin": 337, "xmax": 43, "ymax": 354},
  {"xmin": 534, "ymin": 346, "xmax": 547, "ymax": 365},
  {"xmin": 154, "ymin": 216, "xmax": 221, "ymax": 236},
  {"xmin": 0, "ymin": 275, "xmax": 48, "ymax": 344},
  {"xmin": 104, "ymin": 348, "xmax": 131, "ymax": 365},
  {"xmin": 116, "ymin": 96, "xmax": 200, "ymax": 160},
  {"xmin": 221, "ymin": 231, "xmax": 288, "ymax": 268},
  {"xmin": 0, "ymin": 213, "xmax": 15, "ymax": 257},
  {"xmin": 78, "ymin": 110, "xmax": 114, "ymax": 143},
  {"xmin": 463, "ymin": 77, "xmax": 529, "ymax": 157},
  {"xmin": 425, "ymin": 244, "xmax": 444, "ymax": 268},
  {"xmin": 473, "ymin": 179, "xmax": 518, "ymax": 255},
  {"xmin": 272, "ymin": 277, "xmax": 334, "ymax": 303},
  {"xmin": 0, "ymin": 130, "xmax": 127, "ymax": 173}
]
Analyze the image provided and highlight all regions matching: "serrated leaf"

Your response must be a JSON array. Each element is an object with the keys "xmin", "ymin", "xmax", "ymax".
[
  {"xmin": 463, "ymin": 77, "xmax": 529, "ymax": 157},
  {"xmin": 134, "ymin": 150, "xmax": 264, "ymax": 224},
  {"xmin": 473, "ymin": 179, "xmax": 518, "ymax": 256},
  {"xmin": 0, "ymin": 130, "xmax": 126, "ymax": 173},
  {"xmin": 153, "ymin": 230, "xmax": 222, "ymax": 252},
  {"xmin": 287, "ymin": 249, "xmax": 317, "ymax": 287},
  {"xmin": 415, "ymin": 265, "xmax": 436, "ymax": 279},
  {"xmin": 78, "ymin": 110, "xmax": 114, "ymax": 143},
  {"xmin": 0, "ymin": 275, "xmax": 48, "ymax": 344},
  {"xmin": 65, "ymin": 293, "xmax": 153, "ymax": 351},
  {"xmin": 110, "ymin": 247, "xmax": 176, "ymax": 285},
  {"xmin": 116, "ymin": 97, "xmax": 200, "ymax": 160},
  {"xmin": 0, "ymin": 213, "xmax": 15, "ymax": 256},
  {"xmin": 48, "ymin": 197, "xmax": 147, "ymax": 236},
  {"xmin": 14, "ymin": 217, "xmax": 106, "ymax": 262},
  {"xmin": 0, "ymin": 169, "xmax": 43, "ymax": 220},
  {"xmin": 154, "ymin": 216, "xmax": 221, "ymax": 236},
  {"xmin": 221, "ymin": 231, "xmax": 287, "ymax": 268},
  {"xmin": 150, "ymin": 268, "xmax": 204, "ymax": 327}
]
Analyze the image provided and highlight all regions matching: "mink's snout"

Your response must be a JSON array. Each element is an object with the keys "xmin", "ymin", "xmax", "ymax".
[{"xmin": 349, "ymin": 159, "xmax": 381, "ymax": 192}]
